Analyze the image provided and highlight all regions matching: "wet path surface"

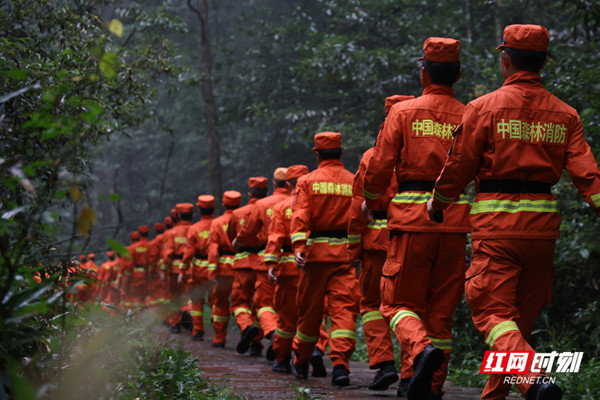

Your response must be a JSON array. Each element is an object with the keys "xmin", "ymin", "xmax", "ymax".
[{"xmin": 156, "ymin": 325, "xmax": 520, "ymax": 400}]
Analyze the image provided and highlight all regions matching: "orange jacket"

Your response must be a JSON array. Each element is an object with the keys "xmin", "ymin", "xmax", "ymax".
[
  {"xmin": 162, "ymin": 220, "xmax": 192, "ymax": 273},
  {"xmin": 432, "ymin": 71, "xmax": 600, "ymax": 239},
  {"xmin": 183, "ymin": 215, "xmax": 214, "ymax": 280},
  {"xmin": 228, "ymin": 198, "xmax": 259, "ymax": 270},
  {"xmin": 291, "ymin": 159, "xmax": 354, "ymax": 263},
  {"xmin": 364, "ymin": 84, "xmax": 471, "ymax": 233},
  {"xmin": 347, "ymin": 147, "xmax": 396, "ymax": 260},
  {"xmin": 124, "ymin": 237, "xmax": 150, "ymax": 282},
  {"xmin": 264, "ymin": 196, "xmax": 297, "ymax": 276},
  {"xmin": 208, "ymin": 210, "xmax": 236, "ymax": 279},
  {"xmin": 237, "ymin": 187, "xmax": 291, "ymax": 271},
  {"xmin": 148, "ymin": 232, "xmax": 166, "ymax": 272}
]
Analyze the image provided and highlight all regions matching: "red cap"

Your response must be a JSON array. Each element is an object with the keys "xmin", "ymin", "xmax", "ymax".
[
  {"xmin": 385, "ymin": 95, "xmax": 416, "ymax": 113},
  {"xmin": 496, "ymin": 24, "xmax": 549, "ymax": 53},
  {"xmin": 175, "ymin": 203, "xmax": 194, "ymax": 213},
  {"xmin": 196, "ymin": 195, "xmax": 215, "ymax": 208},
  {"xmin": 79, "ymin": 255, "xmax": 87, "ymax": 261},
  {"xmin": 312, "ymin": 132, "xmax": 341, "ymax": 151},
  {"xmin": 418, "ymin": 37, "xmax": 460, "ymax": 62},
  {"xmin": 248, "ymin": 177, "xmax": 268, "ymax": 188},
  {"xmin": 164, "ymin": 216, "xmax": 173, "ymax": 227},
  {"xmin": 223, "ymin": 190, "xmax": 242, "ymax": 206},
  {"xmin": 138, "ymin": 225, "xmax": 149, "ymax": 234},
  {"xmin": 286, "ymin": 165, "xmax": 309, "ymax": 179},
  {"xmin": 130, "ymin": 231, "xmax": 140, "ymax": 240},
  {"xmin": 273, "ymin": 168, "xmax": 287, "ymax": 181},
  {"xmin": 154, "ymin": 222, "xmax": 166, "ymax": 232},
  {"xmin": 107, "ymin": 251, "xmax": 115, "ymax": 257},
  {"xmin": 88, "ymin": 253, "xmax": 95, "ymax": 259}
]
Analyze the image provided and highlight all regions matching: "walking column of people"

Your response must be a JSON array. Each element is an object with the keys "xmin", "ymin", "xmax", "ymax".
[{"xmin": 73, "ymin": 25, "xmax": 600, "ymax": 400}]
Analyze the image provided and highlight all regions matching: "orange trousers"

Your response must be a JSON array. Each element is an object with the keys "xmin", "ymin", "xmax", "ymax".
[
  {"xmin": 189, "ymin": 278, "xmax": 210, "ymax": 335},
  {"xmin": 212, "ymin": 275, "xmax": 234, "ymax": 345},
  {"xmin": 292, "ymin": 262, "xmax": 359, "ymax": 370},
  {"xmin": 273, "ymin": 275, "xmax": 329, "ymax": 363},
  {"xmin": 467, "ymin": 239, "xmax": 554, "ymax": 399},
  {"xmin": 380, "ymin": 232, "xmax": 466, "ymax": 395},
  {"xmin": 167, "ymin": 273, "xmax": 184, "ymax": 327},
  {"xmin": 230, "ymin": 268, "xmax": 258, "ymax": 333},
  {"xmin": 254, "ymin": 270, "xmax": 278, "ymax": 337},
  {"xmin": 359, "ymin": 250, "xmax": 397, "ymax": 368}
]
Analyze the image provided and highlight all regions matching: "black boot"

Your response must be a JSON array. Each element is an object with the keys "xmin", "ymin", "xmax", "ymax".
[
  {"xmin": 331, "ymin": 365, "xmax": 350, "ymax": 386},
  {"xmin": 191, "ymin": 331, "xmax": 204, "ymax": 341},
  {"xmin": 368, "ymin": 360, "xmax": 399, "ymax": 391},
  {"xmin": 290, "ymin": 358, "xmax": 308, "ymax": 379},
  {"xmin": 236, "ymin": 325, "xmax": 259, "ymax": 354},
  {"xmin": 311, "ymin": 347, "xmax": 327, "ymax": 377},
  {"xmin": 526, "ymin": 382, "xmax": 562, "ymax": 400},
  {"xmin": 169, "ymin": 323, "xmax": 181, "ymax": 334},
  {"xmin": 407, "ymin": 345, "xmax": 444, "ymax": 400}
]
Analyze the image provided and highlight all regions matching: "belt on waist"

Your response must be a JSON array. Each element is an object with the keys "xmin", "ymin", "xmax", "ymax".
[
  {"xmin": 172, "ymin": 254, "xmax": 183, "ymax": 260},
  {"xmin": 478, "ymin": 180, "xmax": 552, "ymax": 194},
  {"xmin": 397, "ymin": 180, "xmax": 435, "ymax": 192},
  {"xmin": 219, "ymin": 251, "xmax": 236, "ymax": 256},
  {"xmin": 282, "ymin": 245, "xmax": 293, "ymax": 253},
  {"xmin": 370, "ymin": 210, "xmax": 387, "ymax": 219},
  {"xmin": 239, "ymin": 246, "xmax": 265, "ymax": 253},
  {"xmin": 195, "ymin": 254, "xmax": 208, "ymax": 260},
  {"xmin": 309, "ymin": 230, "xmax": 347, "ymax": 239}
]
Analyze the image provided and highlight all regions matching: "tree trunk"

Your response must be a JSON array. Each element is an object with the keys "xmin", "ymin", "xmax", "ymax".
[{"xmin": 189, "ymin": 0, "xmax": 222, "ymax": 208}]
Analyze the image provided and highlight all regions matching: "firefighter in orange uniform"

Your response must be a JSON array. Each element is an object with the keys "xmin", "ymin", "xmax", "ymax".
[
  {"xmin": 236, "ymin": 167, "xmax": 292, "ymax": 359},
  {"xmin": 290, "ymin": 132, "xmax": 359, "ymax": 385},
  {"xmin": 106, "ymin": 252, "xmax": 121, "ymax": 306},
  {"xmin": 98, "ymin": 251, "xmax": 116, "ymax": 302},
  {"xmin": 147, "ymin": 222, "xmax": 168, "ymax": 308},
  {"xmin": 182, "ymin": 195, "xmax": 216, "ymax": 341},
  {"xmin": 126, "ymin": 225, "xmax": 151, "ymax": 309},
  {"xmin": 162, "ymin": 203, "xmax": 195, "ymax": 333},
  {"xmin": 121, "ymin": 231, "xmax": 140, "ymax": 310},
  {"xmin": 427, "ymin": 25, "xmax": 600, "ymax": 400},
  {"xmin": 265, "ymin": 165, "xmax": 329, "ymax": 376},
  {"xmin": 228, "ymin": 177, "xmax": 268, "ymax": 355},
  {"xmin": 348, "ymin": 95, "xmax": 415, "ymax": 392},
  {"xmin": 207, "ymin": 190, "xmax": 242, "ymax": 347},
  {"xmin": 85, "ymin": 253, "xmax": 100, "ymax": 301},
  {"xmin": 363, "ymin": 38, "xmax": 470, "ymax": 400}
]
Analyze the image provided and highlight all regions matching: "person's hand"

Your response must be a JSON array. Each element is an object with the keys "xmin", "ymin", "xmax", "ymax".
[
  {"xmin": 177, "ymin": 272, "xmax": 183, "ymax": 284},
  {"xmin": 426, "ymin": 198, "xmax": 443, "ymax": 223},
  {"xmin": 231, "ymin": 238, "xmax": 239, "ymax": 252},
  {"xmin": 268, "ymin": 267, "xmax": 277, "ymax": 283},
  {"xmin": 295, "ymin": 252, "xmax": 306, "ymax": 269},
  {"xmin": 158, "ymin": 271, "xmax": 165, "ymax": 281},
  {"xmin": 350, "ymin": 258, "xmax": 361, "ymax": 275},
  {"xmin": 360, "ymin": 200, "xmax": 372, "ymax": 222}
]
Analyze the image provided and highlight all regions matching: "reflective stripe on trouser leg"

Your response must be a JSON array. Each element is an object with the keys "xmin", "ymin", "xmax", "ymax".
[
  {"xmin": 326, "ymin": 263, "xmax": 359, "ymax": 370},
  {"xmin": 363, "ymin": 310, "xmax": 395, "ymax": 368},
  {"xmin": 230, "ymin": 269, "xmax": 257, "ymax": 332},
  {"xmin": 254, "ymin": 271, "xmax": 277, "ymax": 336},
  {"xmin": 273, "ymin": 275, "xmax": 299, "ymax": 362},
  {"xmin": 212, "ymin": 275, "xmax": 233, "ymax": 344}
]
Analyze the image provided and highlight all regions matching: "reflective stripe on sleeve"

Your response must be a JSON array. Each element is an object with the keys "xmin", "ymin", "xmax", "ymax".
[
  {"xmin": 367, "ymin": 219, "xmax": 387, "ymax": 230},
  {"xmin": 263, "ymin": 253, "xmax": 279, "ymax": 263},
  {"xmin": 363, "ymin": 189, "xmax": 381, "ymax": 200},
  {"xmin": 190, "ymin": 310, "xmax": 203, "ymax": 317},
  {"xmin": 307, "ymin": 237, "xmax": 348, "ymax": 246},
  {"xmin": 290, "ymin": 232, "xmax": 307, "ymax": 243},
  {"xmin": 486, "ymin": 320, "xmax": 519, "ymax": 348},
  {"xmin": 212, "ymin": 315, "xmax": 230, "ymax": 322},
  {"xmin": 433, "ymin": 190, "xmax": 455, "ymax": 204}
]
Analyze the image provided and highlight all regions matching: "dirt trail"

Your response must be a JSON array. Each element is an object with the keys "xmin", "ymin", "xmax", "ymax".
[{"xmin": 157, "ymin": 325, "xmax": 519, "ymax": 400}]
